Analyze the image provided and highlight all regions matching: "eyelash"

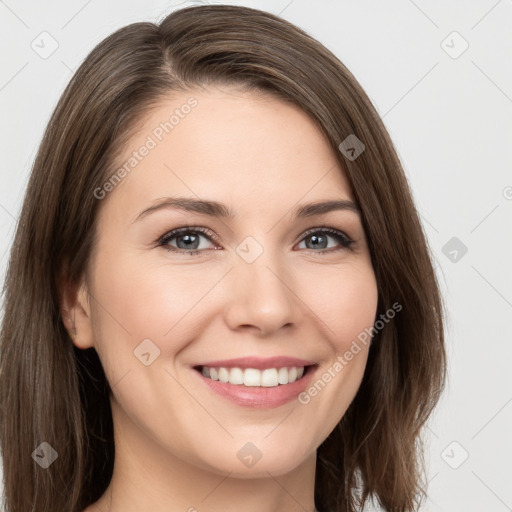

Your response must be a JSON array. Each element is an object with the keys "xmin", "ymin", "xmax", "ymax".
[{"xmin": 157, "ymin": 225, "xmax": 355, "ymax": 256}]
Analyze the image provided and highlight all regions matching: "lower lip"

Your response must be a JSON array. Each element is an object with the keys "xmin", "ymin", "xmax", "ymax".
[{"xmin": 193, "ymin": 366, "xmax": 318, "ymax": 408}]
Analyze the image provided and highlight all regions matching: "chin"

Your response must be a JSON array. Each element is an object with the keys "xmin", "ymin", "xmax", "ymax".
[{"xmin": 193, "ymin": 440, "xmax": 315, "ymax": 479}]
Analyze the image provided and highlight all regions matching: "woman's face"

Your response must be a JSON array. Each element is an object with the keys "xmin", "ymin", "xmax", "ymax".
[{"xmin": 73, "ymin": 85, "xmax": 378, "ymax": 478}]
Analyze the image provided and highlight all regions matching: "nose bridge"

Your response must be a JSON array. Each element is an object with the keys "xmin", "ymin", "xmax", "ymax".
[{"xmin": 223, "ymin": 235, "xmax": 301, "ymax": 334}]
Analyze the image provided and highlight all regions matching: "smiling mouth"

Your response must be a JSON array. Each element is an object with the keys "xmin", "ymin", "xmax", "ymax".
[{"xmin": 193, "ymin": 365, "xmax": 314, "ymax": 388}]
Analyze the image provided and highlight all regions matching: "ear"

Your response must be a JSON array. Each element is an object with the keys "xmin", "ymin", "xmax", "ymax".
[{"xmin": 58, "ymin": 269, "xmax": 95, "ymax": 350}]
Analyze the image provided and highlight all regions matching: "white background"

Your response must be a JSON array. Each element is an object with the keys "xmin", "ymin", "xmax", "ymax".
[{"xmin": 1, "ymin": 1, "xmax": 511, "ymax": 510}]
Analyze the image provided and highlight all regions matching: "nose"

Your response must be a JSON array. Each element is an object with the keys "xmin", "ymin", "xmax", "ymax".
[{"xmin": 222, "ymin": 246, "xmax": 302, "ymax": 336}]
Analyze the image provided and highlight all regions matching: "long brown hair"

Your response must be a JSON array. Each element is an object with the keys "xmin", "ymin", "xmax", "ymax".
[{"xmin": 0, "ymin": 5, "xmax": 446, "ymax": 511}]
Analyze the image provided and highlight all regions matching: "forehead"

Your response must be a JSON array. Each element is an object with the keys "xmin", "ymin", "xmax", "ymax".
[{"xmin": 100, "ymin": 85, "xmax": 354, "ymax": 217}]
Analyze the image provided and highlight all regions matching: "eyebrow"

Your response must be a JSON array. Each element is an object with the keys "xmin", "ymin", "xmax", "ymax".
[{"xmin": 132, "ymin": 196, "xmax": 360, "ymax": 223}]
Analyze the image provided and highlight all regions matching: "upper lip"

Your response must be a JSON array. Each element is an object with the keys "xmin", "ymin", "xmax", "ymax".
[{"xmin": 193, "ymin": 356, "xmax": 317, "ymax": 370}]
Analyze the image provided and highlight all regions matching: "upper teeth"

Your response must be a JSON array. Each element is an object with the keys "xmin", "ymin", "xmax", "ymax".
[{"xmin": 201, "ymin": 366, "xmax": 305, "ymax": 387}]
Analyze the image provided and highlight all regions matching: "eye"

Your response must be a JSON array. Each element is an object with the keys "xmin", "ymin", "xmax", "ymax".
[
  {"xmin": 158, "ymin": 225, "xmax": 355, "ymax": 256},
  {"xmin": 295, "ymin": 227, "xmax": 354, "ymax": 254},
  {"xmin": 157, "ymin": 227, "xmax": 219, "ymax": 256}
]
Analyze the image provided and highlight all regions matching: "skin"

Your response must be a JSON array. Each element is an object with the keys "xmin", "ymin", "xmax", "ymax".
[{"xmin": 62, "ymin": 85, "xmax": 378, "ymax": 512}]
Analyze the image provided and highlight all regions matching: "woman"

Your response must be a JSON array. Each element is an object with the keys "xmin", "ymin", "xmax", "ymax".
[{"xmin": 0, "ymin": 5, "xmax": 446, "ymax": 512}]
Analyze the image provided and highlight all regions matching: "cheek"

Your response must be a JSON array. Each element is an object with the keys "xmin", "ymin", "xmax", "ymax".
[
  {"xmin": 92, "ymin": 248, "xmax": 378, "ymax": 346},
  {"xmin": 298, "ymin": 262, "xmax": 378, "ymax": 350},
  {"xmin": 290, "ymin": 264, "xmax": 378, "ymax": 445},
  {"xmin": 89, "ymin": 250, "xmax": 227, "ymax": 356}
]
